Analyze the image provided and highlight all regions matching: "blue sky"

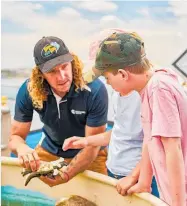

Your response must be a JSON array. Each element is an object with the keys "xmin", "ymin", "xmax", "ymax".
[
  {"xmin": 2, "ymin": 1, "xmax": 175, "ymax": 33},
  {"xmin": 32, "ymin": 1, "xmax": 174, "ymax": 18},
  {"xmin": 1, "ymin": 1, "xmax": 187, "ymax": 69}
]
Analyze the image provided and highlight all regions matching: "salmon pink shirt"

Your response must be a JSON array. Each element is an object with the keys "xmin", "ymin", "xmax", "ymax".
[{"xmin": 140, "ymin": 68, "xmax": 187, "ymax": 205}]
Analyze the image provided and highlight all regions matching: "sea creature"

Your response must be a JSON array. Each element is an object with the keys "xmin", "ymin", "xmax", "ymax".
[
  {"xmin": 21, "ymin": 158, "xmax": 68, "ymax": 186},
  {"xmin": 56, "ymin": 195, "xmax": 97, "ymax": 206}
]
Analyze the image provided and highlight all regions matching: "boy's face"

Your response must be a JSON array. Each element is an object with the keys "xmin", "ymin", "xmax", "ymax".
[{"xmin": 103, "ymin": 70, "xmax": 133, "ymax": 95}]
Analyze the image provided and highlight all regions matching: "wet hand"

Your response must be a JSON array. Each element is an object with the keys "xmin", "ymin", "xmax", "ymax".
[
  {"xmin": 127, "ymin": 182, "xmax": 151, "ymax": 195},
  {"xmin": 63, "ymin": 136, "xmax": 88, "ymax": 151},
  {"xmin": 40, "ymin": 169, "xmax": 69, "ymax": 187},
  {"xmin": 116, "ymin": 175, "xmax": 137, "ymax": 196},
  {"xmin": 17, "ymin": 144, "xmax": 40, "ymax": 172}
]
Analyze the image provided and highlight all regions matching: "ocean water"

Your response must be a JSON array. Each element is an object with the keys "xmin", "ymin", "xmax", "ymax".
[
  {"xmin": 1, "ymin": 78, "xmax": 26, "ymax": 116},
  {"xmin": 1, "ymin": 78, "xmax": 43, "ymax": 130},
  {"xmin": 1, "ymin": 185, "xmax": 56, "ymax": 206}
]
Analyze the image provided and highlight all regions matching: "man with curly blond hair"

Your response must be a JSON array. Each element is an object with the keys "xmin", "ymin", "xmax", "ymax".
[{"xmin": 9, "ymin": 36, "xmax": 108, "ymax": 186}]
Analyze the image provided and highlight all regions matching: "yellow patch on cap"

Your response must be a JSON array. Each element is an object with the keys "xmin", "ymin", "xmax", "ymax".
[
  {"xmin": 104, "ymin": 40, "xmax": 119, "ymax": 45},
  {"xmin": 43, "ymin": 44, "xmax": 57, "ymax": 53}
]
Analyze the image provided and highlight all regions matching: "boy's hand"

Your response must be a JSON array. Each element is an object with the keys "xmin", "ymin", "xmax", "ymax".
[
  {"xmin": 63, "ymin": 136, "xmax": 88, "ymax": 151},
  {"xmin": 116, "ymin": 175, "xmax": 137, "ymax": 196},
  {"xmin": 127, "ymin": 182, "xmax": 151, "ymax": 195}
]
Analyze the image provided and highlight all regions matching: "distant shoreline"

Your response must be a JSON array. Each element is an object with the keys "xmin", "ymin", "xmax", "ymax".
[
  {"xmin": 1, "ymin": 69, "xmax": 31, "ymax": 78},
  {"xmin": 1, "ymin": 78, "xmax": 27, "ymax": 87}
]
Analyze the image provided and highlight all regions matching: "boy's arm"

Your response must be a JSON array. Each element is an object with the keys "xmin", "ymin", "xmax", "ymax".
[
  {"xmin": 84, "ymin": 129, "xmax": 111, "ymax": 146},
  {"xmin": 161, "ymin": 136, "xmax": 186, "ymax": 206},
  {"xmin": 116, "ymin": 160, "xmax": 141, "ymax": 196},
  {"xmin": 130, "ymin": 160, "xmax": 141, "ymax": 180},
  {"xmin": 63, "ymin": 130, "xmax": 111, "ymax": 151},
  {"xmin": 150, "ymin": 88, "xmax": 186, "ymax": 206},
  {"xmin": 138, "ymin": 142, "xmax": 153, "ymax": 186},
  {"xmin": 127, "ymin": 141, "xmax": 153, "ymax": 194}
]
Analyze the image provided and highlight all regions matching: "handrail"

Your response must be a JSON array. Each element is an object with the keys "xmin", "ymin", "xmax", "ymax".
[{"xmin": 1, "ymin": 156, "xmax": 169, "ymax": 206}]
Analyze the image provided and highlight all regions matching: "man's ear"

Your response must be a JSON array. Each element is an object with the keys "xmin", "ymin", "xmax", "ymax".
[{"xmin": 118, "ymin": 69, "xmax": 128, "ymax": 80}]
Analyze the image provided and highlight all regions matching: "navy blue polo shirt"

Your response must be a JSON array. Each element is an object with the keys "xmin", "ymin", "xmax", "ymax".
[{"xmin": 14, "ymin": 79, "xmax": 108, "ymax": 158}]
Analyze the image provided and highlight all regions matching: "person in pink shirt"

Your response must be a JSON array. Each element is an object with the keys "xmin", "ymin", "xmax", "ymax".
[{"xmin": 66, "ymin": 32, "xmax": 187, "ymax": 206}]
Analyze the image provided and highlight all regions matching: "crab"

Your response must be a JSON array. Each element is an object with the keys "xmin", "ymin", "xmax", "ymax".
[{"xmin": 21, "ymin": 157, "xmax": 68, "ymax": 186}]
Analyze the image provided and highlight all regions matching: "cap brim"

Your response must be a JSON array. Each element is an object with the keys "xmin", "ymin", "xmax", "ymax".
[{"xmin": 39, "ymin": 53, "xmax": 73, "ymax": 73}]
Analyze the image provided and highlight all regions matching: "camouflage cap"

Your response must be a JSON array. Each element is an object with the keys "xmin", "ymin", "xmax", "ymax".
[
  {"xmin": 94, "ymin": 32, "xmax": 146, "ymax": 71},
  {"xmin": 83, "ymin": 28, "xmax": 125, "ymax": 83}
]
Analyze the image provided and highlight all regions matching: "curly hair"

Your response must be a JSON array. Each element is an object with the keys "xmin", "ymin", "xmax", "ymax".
[{"xmin": 28, "ymin": 54, "xmax": 85, "ymax": 109}]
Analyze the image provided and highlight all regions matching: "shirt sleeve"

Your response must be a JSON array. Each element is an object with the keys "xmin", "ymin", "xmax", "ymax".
[
  {"xmin": 151, "ymin": 88, "xmax": 182, "ymax": 138},
  {"xmin": 14, "ymin": 80, "xmax": 34, "ymax": 122},
  {"xmin": 86, "ymin": 82, "xmax": 108, "ymax": 127}
]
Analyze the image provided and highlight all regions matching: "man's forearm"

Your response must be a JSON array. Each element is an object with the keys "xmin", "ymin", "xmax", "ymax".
[
  {"xmin": 9, "ymin": 135, "xmax": 27, "ymax": 155},
  {"xmin": 65, "ymin": 146, "xmax": 100, "ymax": 179},
  {"xmin": 9, "ymin": 121, "xmax": 31, "ymax": 155}
]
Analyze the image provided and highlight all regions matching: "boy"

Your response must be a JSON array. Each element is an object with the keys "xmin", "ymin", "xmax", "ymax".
[
  {"xmin": 63, "ymin": 30, "xmax": 159, "ymax": 197},
  {"xmin": 90, "ymin": 32, "xmax": 187, "ymax": 206}
]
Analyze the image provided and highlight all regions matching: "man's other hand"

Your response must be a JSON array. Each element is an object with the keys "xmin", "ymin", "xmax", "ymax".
[{"xmin": 17, "ymin": 144, "xmax": 40, "ymax": 171}]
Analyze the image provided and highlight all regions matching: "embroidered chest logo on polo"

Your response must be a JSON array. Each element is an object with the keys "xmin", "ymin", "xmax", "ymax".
[
  {"xmin": 71, "ymin": 109, "xmax": 86, "ymax": 115},
  {"xmin": 41, "ymin": 42, "xmax": 60, "ymax": 58}
]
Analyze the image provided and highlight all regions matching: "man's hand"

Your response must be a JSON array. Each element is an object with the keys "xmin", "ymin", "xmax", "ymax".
[
  {"xmin": 116, "ymin": 175, "xmax": 138, "ymax": 196},
  {"xmin": 63, "ymin": 136, "xmax": 88, "ymax": 151},
  {"xmin": 17, "ymin": 143, "xmax": 40, "ymax": 171},
  {"xmin": 40, "ymin": 169, "xmax": 69, "ymax": 187},
  {"xmin": 127, "ymin": 182, "xmax": 151, "ymax": 195}
]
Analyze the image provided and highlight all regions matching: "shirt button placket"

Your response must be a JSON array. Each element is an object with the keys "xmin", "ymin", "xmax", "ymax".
[{"xmin": 59, "ymin": 99, "xmax": 67, "ymax": 120}]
